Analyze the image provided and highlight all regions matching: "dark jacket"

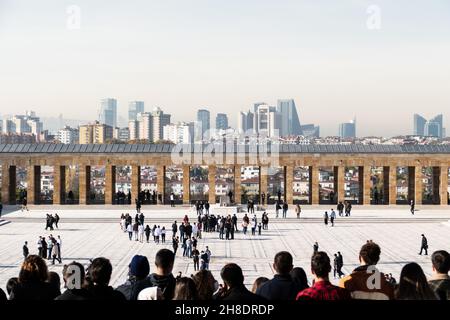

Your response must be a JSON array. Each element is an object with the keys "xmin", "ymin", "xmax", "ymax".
[
  {"xmin": 116, "ymin": 277, "xmax": 154, "ymax": 301},
  {"xmin": 148, "ymin": 273, "xmax": 176, "ymax": 300},
  {"xmin": 255, "ymin": 274, "xmax": 303, "ymax": 301},
  {"xmin": 9, "ymin": 281, "xmax": 60, "ymax": 300},
  {"xmin": 88, "ymin": 285, "xmax": 126, "ymax": 300},
  {"xmin": 23, "ymin": 245, "xmax": 29, "ymax": 257},
  {"xmin": 215, "ymin": 285, "xmax": 267, "ymax": 301},
  {"xmin": 429, "ymin": 276, "xmax": 450, "ymax": 301},
  {"xmin": 55, "ymin": 288, "xmax": 92, "ymax": 300}
]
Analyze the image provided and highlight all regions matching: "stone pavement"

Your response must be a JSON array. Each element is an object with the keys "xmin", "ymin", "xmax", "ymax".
[{"xmin": 1, "ymin": 205, "xmax": 449, "ymax": 293}]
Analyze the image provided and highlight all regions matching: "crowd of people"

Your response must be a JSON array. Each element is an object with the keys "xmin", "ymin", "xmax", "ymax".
[{"xmin": 1, "ymin": 242, "xmax": 448, "ymax": 301}]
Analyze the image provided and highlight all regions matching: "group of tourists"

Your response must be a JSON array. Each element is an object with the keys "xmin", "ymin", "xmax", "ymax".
[
  {"xmin": 115, "ymin": 191, "xmax": 131, "ymax": 205},
  {"xmin": 120, "ymin": 212, "xmax": 168, "ymax": 243},
  {"xmin": 138, "ymin": 189, "xmax": 158, "ymax": 205},
  {"xmin": 35, "ymin": 235, "xmax": 62, "ymax": 265},
  {"xmin": 336, "ymin": 201, "xmax": 352, "ymax": 216},
  {"xmin": 2, "ymin": 243, "xmax": 448, "ymax": 301}
]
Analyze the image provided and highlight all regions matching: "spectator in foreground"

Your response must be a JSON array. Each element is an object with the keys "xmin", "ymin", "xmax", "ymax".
[
  {"xmin": 56, "ymin": 262, "xmax": 91, "ymax": 300},
  {"xmin": 395, "ymin": 262, "xmax": 437, "ymax": 300},
  {"xmin": 290, "ymin": 267, "xmax": 309, "ymax": 292},
  {"xmin": 428, "ymin": 250, "xmax": 450, "ymax": 300},
  {"xmin": 339, "ymin": 242, "xmax": 394, "ymax": 300},
  {"xmin": 251, "ymin": 277, "xmax": 269, "ymax": 294},
  {"xmin": 148, "ymin": 249, "xmax": 176, "ymax": 300},
  {"xmin": 296, "ymin": 252, "xmax": 350, "ymax": 300},
  {"xmin": 9, "ymin": 255, "xmax": 60, "ymax": 300},
  {"xmin": 85, "ymin": 257, "xmax": 126, "ymax": 300},
  {"xmin": 6, "ymin": 277, "xmax": 19, "ymax": 299},
  {"xmin": 256, "ymin": 251, "xmax": 302, "ymax": 300},
  {"xmin": 116, "ymin": 255, "xmax": 152, "ymax": 300},
  {"xmin": 173, "ymin": 277, "xmax": 198, "ymax": 300},
  {"xmin": 192, "ymin": 270, "xmax": 218, "ymax": 300},
  {"xmin": 47, "ymin": 271, "xmax": 62, "ymax": 296},
  {"xmin": 214, "ymin": 263, "xmax": 265, "ymax": 301}
]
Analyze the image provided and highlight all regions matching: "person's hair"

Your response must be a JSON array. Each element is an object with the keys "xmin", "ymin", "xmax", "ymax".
[
  {"xmin": 251, "ymin": 277, "xmax": 269, "ymax": 293},
  {"xmin": 431, "ymin": 250, "xmax": 450, "ymax": 274},
  {"xmin": 192, "ymin": 270, "xmax": 216, "ymax": 300},
  {"xmin": 62, "ymin": 262, "xmax": 85, "ymax": 287},
  {"xmin": 220, "ymin": 263, "xmax": 244, "ymax": 288},
  {"xmin": 155, "ymin": 249, "xmax": 175, "ymax": 273},
  {"xmin": 88, "ymin": 257, "xmax": 112, "ymax": 286},
  {"xmin": 290, "ymin": 267, "xmax": 309, "ymax": 290},
  {"xmin": 359, "ymin": 242, "xmax": 381, "ymax": 265},
  {"xmin": 6, "ymin": 277, "xmax": 19, "ymax": 295},
  {"xmin": 396, "ymin": 263, "xmax": 437, "ymax": 300},
  {"xmin": 19, "ymin": 255, "xmax": 49, "ymax": 284},
  {"xmin": 273, "ymin": 251, "xmax": 293, "ymax": 275},
  {"xmin": 173, "ymin": 277, "xmax": 198, "ymax": 300},
  {"xmin": 311, "ymin": 252, "xmax": 332, "ymax": 279},
  {"xmin": 47, "ymin": 271, "xmax": 61, "ymax": 294}
]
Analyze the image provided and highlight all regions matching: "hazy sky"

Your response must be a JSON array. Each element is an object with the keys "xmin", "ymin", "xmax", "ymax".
[{"xmin": 1, "ymin": 0, "xmax": 449, "ymax": 136}]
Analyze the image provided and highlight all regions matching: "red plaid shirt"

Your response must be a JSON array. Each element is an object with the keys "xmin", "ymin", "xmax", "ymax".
[{"xmin": 296, "ymin": 280, "xmax": 351, "ymax": 301}]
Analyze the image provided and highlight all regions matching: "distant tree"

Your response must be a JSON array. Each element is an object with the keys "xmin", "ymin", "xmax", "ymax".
[
  {"xmin": 105, "ymin": 138, "xmax": 126, "ymax": 144},
  {"xmin": 154, "ymin": 139, "xmax": 175, "ymax": 145}
]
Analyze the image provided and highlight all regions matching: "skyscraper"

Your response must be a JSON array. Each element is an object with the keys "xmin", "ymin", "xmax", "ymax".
[
  {"xmin": 99, "ymin": 98, "xmax": 117, "ymax": 128},
  {"xmin": 216, "ymin": 113, "xmax": 228, "ymax": 130},
  {"xmin": 152, "ymin": 107, "xmax": 171, "ymax": 142},
  {"xmin": 413, "ymin": 114, "xmax": 445, "ymax": 138},
  {"xmin": 414, "ymin": 114, "xmax": 426, "ymax": 136},
  {"xmin": 339, "ymin": 119, "xmax": 356, "ymax": 138},
  {"xmin": 196, "ymin": 109, "xmax": 210, "ymax": 141},
  {"xmin": 128, "ymin": 101, "xmax": 145, "ymax": 122},
  {"xmin": 255, "ymin": 104, "xmax": 280, "ymax": 137},
  {"xmin": 276, "ymin": 99, "xmax": 302, "ymax": 136},
  {"xmin": 237, "ymin": 110, "xmax": 254, "ymax": 134}
]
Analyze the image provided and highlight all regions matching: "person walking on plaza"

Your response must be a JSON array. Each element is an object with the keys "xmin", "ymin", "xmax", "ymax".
[
  {"xmin": 138, "ymin": 223, "xmax": 145, "ymax": 242},
  {"xmin": 172, "ymin": 221, "xmax": 177, "ymax": 237},
  {"xmin": 170, "ymin": 192, "xmax": 175, "ymax": 207},
  {"xmin": 205, "ymin": 246, "xmax": 212, "ymax": 270},
  {"xmin": 172, "ymin": 236, "xmax": 179, "ymax": 256},
  {"xmin": 54, "ymin": 213, "xmax": 60, "ymax": 229},
  {"xmin": 37, "ymin": 237, "xmax": 43, "ymax": 257},
  {"xmin": 345, "ymin": 201, "xmax": 352, "ymax": 216},
  {"xmin": 23, "ymin": 241, "xmax": 29, "ymax": 260},
  {"xmin": 127, "ymin": 223, "xmax": 133, "ymax": 240},
  {"xmin": 52, "ymin": 239, "xmax": 62, "ymax": 264},
  {"xmin": 313, "ymin": 242, "xmax": 319, "ymax": 254},
  {"xmin": 295, "ymin": 204, "xmax": 301, "ymax": 219},
  {"xmin": 261, "ymin": 192, "xmax": 265, "ymax": 205},
  {"xmin": 330, "ymin": 209, "xmax": 336, "ymax": 227},
  {"xmin": 258, "ymin": 222, "xmax": 262, "ymax": 235},
  {"xmin": 324, "ymin": 211, "xmax": 329, "ymax": 226},
  {"xmin": 337, "ymin": 201, "xmax": 344, "ymax": 217},
  {"xmin": 192, "ymin": 247, "xmax": 200, "ymax": 271},
  {"xmin": 161, "ymin": 227, "xmax": 166, "ymax": 243},
  {"xmin": 282, "ymin": 202, "xmax": 288, "ymax": 218},
  {"xmin": 333, "ymin": 254, "xmax": 339, "ymax": 278},
  {"xmin": 337, "ymin": 252, "xmax": 344, "ymax": 278},
  {"xmin": 275, "ymin": 201, "xmax": 280, "ymax": 218},
  {"xmin": 410, "ymin": 199, "xmax": 415, "ymax": 215},
  {"xmin": 47, "ymin": 236, "xmax": 53, "ymax": 261},
  {"xmin": 232, "ymin": 214, "xmax": 238, "ymax": 232},
  {"xmin": 144, "ymin": 225, "xmax": 151, "ymax": 243},
  {"xmin": 57, "ymin": 235, "xmax": 62, "ymax": 262},
  {"xmin": 205, "ymin": 201, "xmax": 210, "ymax": 214},
  {"xmin": 21, "ymin": 197, "xmax": 28, "ymax": 212},
  {"xmin": 419, "ymin": 234, "xmax": 428, "ymax": 255}
]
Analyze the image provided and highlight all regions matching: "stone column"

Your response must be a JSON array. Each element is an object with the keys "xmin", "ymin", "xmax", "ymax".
[
  {"xmin": 27, "ymin": 165, "xmax": 40, "ymax": 205},
  {"xmin": 310, "ymin": 166, "xmax": 319, "ymax": 205},
  {"xmin": 208, "ymin": 165, "xmax": 216, "ymax": 204},
  {"xmin": 388, "ymin": 166, "xmax": 397, "ymax": 205},
  {"xmin": 105, "ymin": 165, "xmax": 116, "ymax": 205},
  {"xmin": 234, "ymin": 165, "xmax": 242, "ymax": 204},
  {"xmin": 362, "ymin": 166, "xmax": 371, "ymax": 205},
  {"xmin": 285, "ymin": 166, "xmax": 293, "ymax": 204},
  {"xmin": 1, "ymin": 164, "xmax": 10, "ymax": 205},
  {"xmin": 432, "ymin": 167, "xmax": 440, "ymax": 204},
  {"xmin": 53, "ymin": 166, "xmax": 62, "ymax": 205},
  {"xmin": 336, "ymin": 166, "xmax": 345, "ymax": 203},
  {"xmin": 408, "ymin": 166, "xmax": 416, "ymax": 203},
  {"xmin": 157, "ymin": 166, "xmax": 165, "ymax": 204},
  {"xmin": 440, "ymin": 166, "xmax": 448, "ymax": 205},
  {"xmin": 8, "ymin": 166, "xmax": 16, "ymax": 204},
  {"xmin": 79, "ymin": 165, "xmax": 89, "ymax": 205},
  {"xmin": 131, "ymin": 165, "xmax": 140, "ymax": 204},
  {"xmin": 182, "ymin": 165, "xmax": 190, "ymax": 205},
  {"xmin": 414, "ymin": 166, "xmax": 423, "ymax": 205},
  {"xmin": 259, "ymin": 166, "xmax": 268, "ymax": 204}
]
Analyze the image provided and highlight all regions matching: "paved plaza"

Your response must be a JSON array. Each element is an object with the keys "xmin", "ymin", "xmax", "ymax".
[{"xmin": 0, "ymin": 205, "xmax": 449, "ymax": 291}]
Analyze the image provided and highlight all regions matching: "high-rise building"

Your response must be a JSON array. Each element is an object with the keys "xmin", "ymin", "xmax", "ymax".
[
  {"xmin": 128, "ymin": 101, "xmax": 145, "ymax": 122},
  {"xmin": 128, "ymin": 120, "xmax": 139, "ymax": 141},
  {"xmin": 414, "ymin": 114, "xmax": 426, "ymax": 136},
  {"xmin": 2, "ymin": 111, "xmax": 43, "ymax": 142},
  {"xmin": 255, "ymin": 104, "xmax": 280, "ymax": 137},
  {"xmin": 413, "ymin": 114, "xmax": 445, "ymax": 138},
  {"xmin": 216, "ymin": 113, "xmax": 228, "ymax": 130},
  {"xmin": 138, "ymin": 112, "xmax": 152, "ymax": 141},
  {"xmin": 339, "ymin": 119, "xmax": 356, "ymax": 138},
  {"xmin": 196, "ymin": 109, "xmax": 210, "ymax": 141},
  {"xmin": 276, "ymin": 99, "xmax": 302, "ymax": 136},
  {"xmin": 79, "ymin": 121, "xmax": 113, "ymax": 144},
  {"xmin": 57, "ymin": 126, "xmax": 79, "ymax": 144},
  {"xmin": 300, "ymin": 124, "xmax": 320, "ymax": 137},
  {"xmin": 152, "ymin": 107, "xmax": 171, "ymax": 142},
  {"xmin": 99, "ymin": 98, "xmax": 117, "ymax": 128},
  {"xmin": 163, "ymin": 122, "xmax": 195, "ymax": 144}
]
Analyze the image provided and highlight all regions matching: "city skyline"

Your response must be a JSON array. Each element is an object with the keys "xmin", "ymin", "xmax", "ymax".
[{"xmin": 1, "ymin": 1, "xmax": 450, "ymax": 136}]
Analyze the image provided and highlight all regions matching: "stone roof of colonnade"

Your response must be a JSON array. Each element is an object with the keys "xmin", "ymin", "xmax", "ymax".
[{"xmin": 1, "ymin": 143, "xmax": 450, "ymax": 154}]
